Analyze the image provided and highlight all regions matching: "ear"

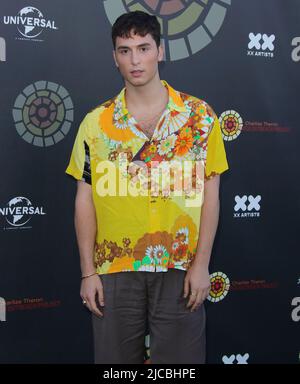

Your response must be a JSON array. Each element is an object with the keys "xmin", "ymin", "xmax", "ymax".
[
  {"xmin": 113, "ymin": 50, "xmax": 119, "ymax": 67},
  {"xmin": 158, "ymin": 44, "xmax": 164, "ymax": 62}
]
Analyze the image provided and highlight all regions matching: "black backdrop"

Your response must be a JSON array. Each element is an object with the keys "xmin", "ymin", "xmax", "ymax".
[{"xmin": 0, "ymin": 0, "xmax": 299, "ymax": 364}]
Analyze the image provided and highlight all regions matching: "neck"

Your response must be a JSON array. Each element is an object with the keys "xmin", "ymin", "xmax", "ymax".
[{"xmin": 124, "ymin": 74, "xmax": 167, "ymax": 110}]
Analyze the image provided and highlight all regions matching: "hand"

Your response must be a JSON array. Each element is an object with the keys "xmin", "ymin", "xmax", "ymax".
[
  {"xmin": 183, "ymin": 263, "xmax": 211, "ymax": 312},
  {"xmin": 80, "ymin": 274, "xmax": 105, "ymax": 318}
]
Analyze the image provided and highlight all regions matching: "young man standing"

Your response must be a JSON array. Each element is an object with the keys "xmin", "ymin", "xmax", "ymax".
[{"xmin": 66, "ymin": 11, "xmax": 229, "ymax": 364}]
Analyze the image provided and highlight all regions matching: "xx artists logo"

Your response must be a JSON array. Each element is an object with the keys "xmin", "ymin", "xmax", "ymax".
[
  {"xmin": 103, "ymin": 0, "xmax": 231, "ymax": 61},
  {"xmin": 222, "ymin": 354, "xmax": 249, "ymax": 364},
  {"xmin": 247, "ymin": 33, "xmax": 275, "ymax": 58},
  {"xmin": 234, "ymin": 195, "xmax": 261, "ymax": 218}
]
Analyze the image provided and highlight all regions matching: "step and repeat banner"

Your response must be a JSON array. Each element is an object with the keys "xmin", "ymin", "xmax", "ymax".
[{"xmin": 0, "ymin": 0, "xmax": 299, "ymax": 364}]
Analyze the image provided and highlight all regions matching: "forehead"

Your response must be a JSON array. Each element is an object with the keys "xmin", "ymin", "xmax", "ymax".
[{"xmin": 115, "ymin": 31, "xmax": 155, "ymax": 48}]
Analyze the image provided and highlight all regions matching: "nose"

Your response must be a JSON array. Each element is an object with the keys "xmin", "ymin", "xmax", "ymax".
[{"xmin": 130, "ymin": 49, "xmax": 140, "ymax": 66}]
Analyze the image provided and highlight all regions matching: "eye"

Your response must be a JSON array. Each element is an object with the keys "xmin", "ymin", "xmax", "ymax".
[
  {"xmin": 140, "ymin": 47, "xmax": 149, "ymax": 52},
  {"xmin": 120, "ymin": 49, "xmax": 128, "ymax": 54}
]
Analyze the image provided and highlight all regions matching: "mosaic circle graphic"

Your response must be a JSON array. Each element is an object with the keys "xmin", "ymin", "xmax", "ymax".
[
  {"xmin": 12, "ymin": 81, "xmax": 74, "ymax": 147},
  {"xmin": 103, "ymin": 0, "xmax": 231, "ymax": 61},
  {"xmin": 219, "ymin": 110, "xmax": 243, "ymax": 141},
  {"xmin": 207, "ymin": 271, "xmax": 230, "ymax": 302}
]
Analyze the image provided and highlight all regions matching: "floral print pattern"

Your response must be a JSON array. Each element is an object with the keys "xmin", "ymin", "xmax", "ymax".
[{"xmin": 65, "ymin": 80, "xmax": 229, "ymax": 275}]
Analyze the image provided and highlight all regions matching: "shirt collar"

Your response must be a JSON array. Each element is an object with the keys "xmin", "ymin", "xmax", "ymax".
[{"xmin": 113, "ymin": 79, "xmax": 187, "ymax": 122}]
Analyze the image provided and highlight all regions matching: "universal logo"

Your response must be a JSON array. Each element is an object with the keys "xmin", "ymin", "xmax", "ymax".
[
  {"xmin": 291, "ymin": 37, "xmax": 300, "ymax": 62},
  {"xmin": 234, "ymin": 195, "xmax": 261, "ymax": 218},
  {"xmin": 222, "ymin": 353, "xmax": 249, "ymax": 364},
  {"xmin": 0, "ymin": 297, "xmax": 6, "ymax": 322},
  {"xmin": 0, "ymin": 197, "xmax": 46, "ymax": 230},
  {"xmin": 0, "ymin": 37, "xmax": 6, "ymax": 62},
  {"xmin": 247, "ymin": 33, "xmax": 275, "ymax": 58},
  {"xmin": 3, "ymin": 6, "xmax": 58, "ymax": 42}
]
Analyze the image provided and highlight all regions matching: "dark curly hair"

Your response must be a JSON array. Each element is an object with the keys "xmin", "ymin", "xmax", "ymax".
[{"xmin": 112, "ymin": 11, "xmax": 161, "ymax": 49}]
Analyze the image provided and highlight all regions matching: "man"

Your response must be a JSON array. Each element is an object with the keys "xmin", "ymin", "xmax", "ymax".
[{"xmin": 66, "ymin": 11, "xmax": 229, "ymax": 364}]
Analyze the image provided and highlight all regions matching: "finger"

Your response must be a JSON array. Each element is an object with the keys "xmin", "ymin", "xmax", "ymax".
[
  {"xmin": 186, "ymin": 290, "xmax": 197, "ymax": 308},
  {"xmin": 198, "ymin": 290, "xmax": 206, "ymax": 305},
  {"xmin": 97, "ymin": 286, "xmax": 105, "ymax": 307},
  {"xmin": 190, "ymin": 300, "xmax": 200, "ymax": 311},
  {"xmin": 97, "ymin": 277, "xmax": 105, "ymax": 307},
  {"xmin": 205, "ymin": 287, "xmax": 211, "ymax": 300},
  {"xmin": 83, "ymin": 299, "xmax": 92, "ymax": 312},
  {"xmin": 81, "ymin": 296, "xmax": 89, "ymax": 308},
  {"xmin": 186, "ymin": 294, "xmax": 196, "ymax": 308},
  {"xmin": 191, "ymin": 292, "xmax": 202, "ymax": 311},
  {"xmin": 183, "ymin": 277, "xmax": 190, "ymax": 298},
  {"xmin": 202, "ymin": 287, "xmax": 210, "ymax": 301},
  {"xmin": 89, "ymin": 296, "xmax": 103, "ymax": 317},
  {"xmin": 91, "ymin": 306, "xmax": 103, "ymax": 317}
]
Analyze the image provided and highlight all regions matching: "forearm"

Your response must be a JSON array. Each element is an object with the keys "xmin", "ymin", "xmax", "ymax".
[
  {"xmin": 74, "ymin": 194, "xmax": 97, "ymax": 276},
  {"xmin": 194, "ymin": 185, "xmax": 220, "ymax": 268}
]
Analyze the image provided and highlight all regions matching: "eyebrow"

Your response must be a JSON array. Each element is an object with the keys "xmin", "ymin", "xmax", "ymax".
[{"xmin": 116, "ymin": 43, "xmax": 151, "ymax": 50}]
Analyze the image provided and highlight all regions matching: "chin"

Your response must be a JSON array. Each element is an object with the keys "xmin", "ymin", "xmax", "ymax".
[{"xmin": 128, "ymin": 77, "xmax": 149, "ymax": 87}]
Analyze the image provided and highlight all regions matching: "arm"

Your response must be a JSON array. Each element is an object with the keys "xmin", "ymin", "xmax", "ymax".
[
  {"xmin": 194, "ymin": 174, "xmax": 220, "ymax": 267},
  {"xmin": 75, "ymin": 180, "xmax": 104, "ymax": 317},
  {"xmin": 75, "ymin": 180, "xmax": 97, "ymax": 275},
  {"xmin": 184, "ymin": 175, "xmax": 220, "ymax": 311}
]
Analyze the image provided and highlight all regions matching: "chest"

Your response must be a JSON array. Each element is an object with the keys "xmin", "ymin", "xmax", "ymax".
[{"xmin": 130, "ymin": 109, "xmax": 167, "ymax": 141}]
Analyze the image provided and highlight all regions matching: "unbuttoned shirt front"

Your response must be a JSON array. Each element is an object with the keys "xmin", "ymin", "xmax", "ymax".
[{"xmin": 66, "ymin": 80, "xmax": 229, "ymax": 275}]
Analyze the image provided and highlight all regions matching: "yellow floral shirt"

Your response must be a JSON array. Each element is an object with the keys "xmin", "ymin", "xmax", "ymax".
[{"xmin": 66, "ymin": 80, "xmax": 229, "ymax": 275}]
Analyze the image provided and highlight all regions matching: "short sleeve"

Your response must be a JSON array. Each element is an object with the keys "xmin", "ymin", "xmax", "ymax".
[
  {"xmin": 205, "ymin": 115, "xmax": 229, "ymax": 180},
  {"xmin": 65, "ymin": 115, "xmax": 91, "ymax": 184}
]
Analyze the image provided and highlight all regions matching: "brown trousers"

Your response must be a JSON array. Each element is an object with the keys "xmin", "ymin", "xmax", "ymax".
[{"xmin": 92, "ymin": 268, "xmax": 206, "ymax": 364}]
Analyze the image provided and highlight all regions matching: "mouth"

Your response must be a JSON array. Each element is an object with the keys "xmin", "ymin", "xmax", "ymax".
[{"xmin": 130, "ymin": 70, "xmax": 144, "ymax": 75}]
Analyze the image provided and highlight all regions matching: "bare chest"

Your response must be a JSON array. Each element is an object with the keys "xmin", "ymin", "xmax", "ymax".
[{"xmin": 130, "ymin": 107, "xmax": 166, "ymax": 140}]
